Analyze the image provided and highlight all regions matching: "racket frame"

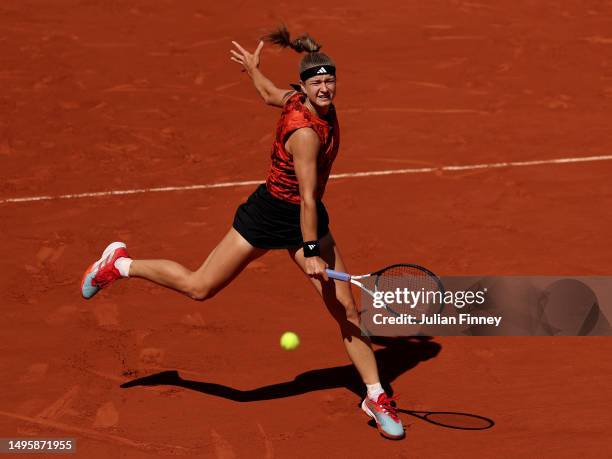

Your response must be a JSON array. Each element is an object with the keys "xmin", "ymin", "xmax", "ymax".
[
  {"xmin": 326, "ymin": 269, "xmax": 376, "ymax": 297},
  {"xmin": 326, "ymin": 264, "xmax": 445, "ymax": 316}
]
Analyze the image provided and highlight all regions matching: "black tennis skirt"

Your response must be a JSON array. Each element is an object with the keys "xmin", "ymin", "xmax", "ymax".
[{"xmin": 233, "ymin": 184, "xmax": 330, "ymax": 249}]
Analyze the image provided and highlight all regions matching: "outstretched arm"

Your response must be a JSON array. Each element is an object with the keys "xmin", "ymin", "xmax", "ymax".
[
  {"xmin": 230, "ymin": 40, "xmax": 295, "ymax": 107},
  {"xmin": 288, "ymin": 128, "xmax": 329, "ymax": 281}
]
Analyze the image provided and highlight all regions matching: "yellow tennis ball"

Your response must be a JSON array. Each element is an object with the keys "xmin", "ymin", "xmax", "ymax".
[{"xmin": 280, "ymin": 331, "xmax": 300, "ymax": 351}]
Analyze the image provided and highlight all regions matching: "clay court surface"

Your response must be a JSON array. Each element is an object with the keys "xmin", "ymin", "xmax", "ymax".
[{"xmin": 2, "ymin": 0, "xmax": 612, "ymax": 457}]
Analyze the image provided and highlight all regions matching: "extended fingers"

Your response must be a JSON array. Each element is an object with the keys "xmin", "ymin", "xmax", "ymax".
[
  {"xmin": 230, "ymin": 49, "xmax": 243, "ymax": 59},
  {"xmin": 254, "ymin": 40, "xmax": 264, "ymax": 56},
  {"xmin": 231, "ymin": 40, "xmax": 248, "ymax": 55}
]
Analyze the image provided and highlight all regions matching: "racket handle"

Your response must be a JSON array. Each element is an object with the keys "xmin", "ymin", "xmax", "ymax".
[{"xmin": 326, "ymin": 269, "xmax": 351, "ymax": 282}]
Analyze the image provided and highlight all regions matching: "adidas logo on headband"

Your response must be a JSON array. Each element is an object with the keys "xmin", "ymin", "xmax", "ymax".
[{"xmin": 300, "ymin": 64, "xmax": 336, "ymax": 81}]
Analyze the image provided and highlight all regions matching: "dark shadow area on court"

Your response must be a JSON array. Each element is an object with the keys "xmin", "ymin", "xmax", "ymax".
[
  {"xmin": 397, "ymin": 409, "xmax": 494, "ymax": 430},
  {"xmin": 121, "ymin": 336, "xmax": 494, "ymax": 431},
  {"xmin": 121, "ymin": 336, "xmax": 440, "ymax": 400}
]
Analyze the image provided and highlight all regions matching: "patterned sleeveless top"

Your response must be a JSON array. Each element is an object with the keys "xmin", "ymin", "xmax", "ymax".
[{"xmin": 265, "ymin": 93, "xmax": 340, "ymax": 204}]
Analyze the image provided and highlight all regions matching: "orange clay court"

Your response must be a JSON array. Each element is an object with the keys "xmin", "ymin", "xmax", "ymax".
[{"xmin": 1, "ymin": 0, "xmax": 612, "ymax": 457}]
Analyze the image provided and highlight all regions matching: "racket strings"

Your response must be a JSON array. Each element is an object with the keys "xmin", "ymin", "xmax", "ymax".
[{"xmin": 370, "ymin": 265, "xmax": 443, "ymax": 315}]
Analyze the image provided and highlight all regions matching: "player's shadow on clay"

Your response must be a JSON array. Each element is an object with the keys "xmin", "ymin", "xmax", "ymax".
[
  {"xmin": 121, "ymin": 336, "xmax": 439, "ymax": 401},
  {"xmin": 121, "ymin": 337, "xmax": 494, "ymax": 430}
]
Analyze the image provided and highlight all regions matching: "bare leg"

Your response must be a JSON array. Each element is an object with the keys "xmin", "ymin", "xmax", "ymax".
[
  {"xmin": 289, "ymin": 233, "xmax": 380, "ymax": 385},
  {"xmin": 129, "ymin": 228, "xmax": 267, "ymax": 300}
]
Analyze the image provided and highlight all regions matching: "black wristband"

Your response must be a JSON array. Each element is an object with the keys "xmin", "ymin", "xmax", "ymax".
[{"xmin": 302, "ymin": 240, "xmax": 320, "ymax": 258}]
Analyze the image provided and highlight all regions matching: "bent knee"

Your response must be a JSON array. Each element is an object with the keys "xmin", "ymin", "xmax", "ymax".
[
  {"xmin": 345, "ymin": 308, "xmax": 359, "ymax": 324},
  {"xmin": 186, "ymin": 280, "xmax": 217, "ymax": 301},
  {"xmin": 338, "ymin": 296, "xmax": 359, "ymax": 322}
]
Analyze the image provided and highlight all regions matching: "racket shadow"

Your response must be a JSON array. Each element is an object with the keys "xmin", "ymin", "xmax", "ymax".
[
  {"xmin": 398, "ymin": 409, "xmax": 495, "ymax": 430},
  {"xmin": 120, "ymin": 336, "xmax": 440, "ymax": 401}
]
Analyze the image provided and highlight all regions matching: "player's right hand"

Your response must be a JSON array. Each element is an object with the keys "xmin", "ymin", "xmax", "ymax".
[
  {"xmin": 230, "ymin": 40, "xmax": 264, "ymax": 74},
  {"xmin": 305, "ymin": 256, "xmax": 329, "ymax": 282}
]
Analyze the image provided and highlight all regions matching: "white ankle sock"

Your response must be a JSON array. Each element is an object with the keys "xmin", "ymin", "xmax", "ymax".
[
  {"xmin": 114, "ymin": 257, "xmax": 133, "ymax": 278},
  {"xmin": 366, "ymin": 382, "xmax": 384, "ymax": 401}
]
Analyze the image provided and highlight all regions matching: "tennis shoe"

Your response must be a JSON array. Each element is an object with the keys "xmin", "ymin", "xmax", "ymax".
[
  {"xmin": 81, "ymin": 242, "xmax": 129, "ymax": 299},
  {"xmin": 361, "ymin": 393, "xmax": 405, "ymax": 440}
]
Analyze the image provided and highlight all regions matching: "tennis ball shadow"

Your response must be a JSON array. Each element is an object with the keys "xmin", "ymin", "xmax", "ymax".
[{"xmin": 120, "ymin": 336, "xmax": 441, "ymax": 401}]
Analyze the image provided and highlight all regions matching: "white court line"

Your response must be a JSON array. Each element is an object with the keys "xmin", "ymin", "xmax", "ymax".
[{"xmin": 1, "ymin": 154, "xmax": 612, "ymax": 205}]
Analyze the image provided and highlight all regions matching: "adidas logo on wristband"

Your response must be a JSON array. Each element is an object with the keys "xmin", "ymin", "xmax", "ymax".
[{"xmin": 303, "ymin": 240, "xmax": 320, "ymax": 257}]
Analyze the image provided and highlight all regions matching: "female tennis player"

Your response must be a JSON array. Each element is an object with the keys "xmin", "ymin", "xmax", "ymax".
[{"xmin": 81, "ymin": 26, "xmax": 404, "ymax": 440}]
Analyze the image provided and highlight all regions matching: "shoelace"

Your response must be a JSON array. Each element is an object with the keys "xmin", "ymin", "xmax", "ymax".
[{"xmin": 376, "ymin": 394, "xmax": 400, "ymax": 422}]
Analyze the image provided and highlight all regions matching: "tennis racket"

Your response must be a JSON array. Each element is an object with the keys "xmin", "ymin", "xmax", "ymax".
[{"xmin": 325, "ymin": 264, "xmax": 445, "ymax": 316}]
